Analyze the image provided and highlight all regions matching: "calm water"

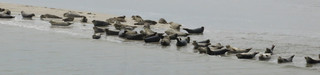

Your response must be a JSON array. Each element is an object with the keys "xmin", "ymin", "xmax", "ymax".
[{"xmin": 0, "ymin": 0, "xmax": 320, "ymax": 74}]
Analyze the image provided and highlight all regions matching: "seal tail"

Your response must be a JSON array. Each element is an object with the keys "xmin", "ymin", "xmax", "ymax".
[
  {"xmin": 271, "ymin": 44, "xmax": 275, "ymax": 51},
  {"xmin": 289, "ymin": 55, "xmax": 295, "ymax": 62}
]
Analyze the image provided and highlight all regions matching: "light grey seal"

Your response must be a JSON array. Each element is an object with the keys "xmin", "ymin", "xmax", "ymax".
[
  {"xmin": 49, "ymin": 20, "xmax": 72, "ymax": 26},
  {"xmin": 21, "ymin": 11, "xmax": 35, "ymax": 18},
  {"xmin": 236, "ymin": 52, "xmax": 259, "ymax": 59},
  {"xmin": 226, "ymin": 45, "xmax": 252, "ymax": 53},
  {"xmin": 63, "ymin": 12, "xmax": 84, "ymax": 18},
  {"xmin": 158, "ymin": 18, "xmax": 168, "ymax": 24},
  {"xmin": 40, "ymin": 14, "xmax": 62, "ymax": 20}
]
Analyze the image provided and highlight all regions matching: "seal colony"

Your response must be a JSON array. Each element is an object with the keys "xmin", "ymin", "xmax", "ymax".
[{"xmin": 0, "ymin": 3, "xmax": 319, "ymax": 68}]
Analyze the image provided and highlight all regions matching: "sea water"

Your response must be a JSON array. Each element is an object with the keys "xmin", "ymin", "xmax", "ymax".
[{"xmin": 0, "ymin": 0, "xmax": 320, "ymax": 75}]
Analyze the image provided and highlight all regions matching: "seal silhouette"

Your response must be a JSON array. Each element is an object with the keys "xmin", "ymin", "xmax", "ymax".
[
  {"xmin": 305, "ymin": 54, "xmax": 320, "ymax": 64},
  {"xmin": 278, "ymin": 55, "xmax": 295, "ymax": 63},
  {"xmin": 183, "ymin": 26, "xmax": 204, "ymax": 34}
]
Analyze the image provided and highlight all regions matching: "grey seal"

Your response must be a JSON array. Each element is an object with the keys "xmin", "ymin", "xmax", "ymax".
[
  {"xmin": 165, "ymin": 29, "xmax": 188, "ymax": 36},
  {"xmin": 81, "ymin": 16, "xmax": 87, "ymax": 23},
  {"xmin": 92, "ymin": 20, "xmax": 111, "ymax": 27},
  {"xmin": 305, "ymin": 54, "xmax": 320, "ymax": 64},
  {"xmin": 176, "ymin": 37, "xmax": 190, "ymax": 46},
  {"xmin": 210, "ymin": 43, "xmax": 224, "ymax": 50},
  {"xmin": 40, "ymin": 14, "xmax": 62, "ymax": 20},
  {"xmin": 265, "ymin": 45, "xmax": 275, "ymax": 55},
  {"xmin": 0, "ymin": 13, "xmax": 14, "ymax": 18},
  {"xmin": 114, "ymin": 21, "xmax": 137, "ymax": 30},
  {"xmin": 206, "ymin": 48, "xmax": 230, "ymax": 55},
  {"xmin": 258, "ymin": 54, "xmax": 271, "ymax": 61},
  {"xmin": 169, "ymin": 22, "xmax": 182, "ymax": 31},
  {"xmin": 105, "ymin": 28, "xmax": 120, "ymax": 35},
  {"xmin": 160, "ymin": 36, "xmax": 171, "ymax": 46},
  {"xmin": 158, "ymin": 18, "xmax": 168, "ymax": 24},
  {"xmin": 192, "ymin": 41, "xmax": 211, "ymax": 49},
  {"xmin": 226, "ymin": 45, "xmax": 252, "ymax": 53},
  {"xmin": 236, "ymin": 52, "xmax": 259, "ymax": 59},
  {"xmin": 21, "ymin": 11, "xmax": 35, "ymax": 18},
  {"xmin": 132, "ymin": 15, "xmax": 144, "ymax": 22},
  {"xmin": 183, "ymin": 26, "xmax": 204, "ymax": 34},
  {"xmin": 0, "ymin": 8, "xmax": 11, "ymax": 15},
  {"xmin": 63, "ymin": 17, "xmax": 74, "ymax": 22},
  {"xmin": 144, "ymin": 33, "xmax": 164, "ymax": 43},
  {"xmin": 49, "ymin": 20, "xmax": 72, "ymax": 26},
  {"xmin": 278, "ymin": 55, "xmax": 295, "ymax": 63},
  {"xmin": 63, "ymin": 12, "xmax": 84, "ymax": 18}
]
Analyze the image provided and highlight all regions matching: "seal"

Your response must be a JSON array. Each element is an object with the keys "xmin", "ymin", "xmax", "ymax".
[
  {"xmin": 49, "ymin": 20, "xmax": 72, "ymax": 26},
  {"xmin": 40, "ymin": 14, "xmax": 62, "ymax": 20},
  {"xmin": 92, "ymin": 33, "xmax": 102, "ymax": 39},
  {"xmin": 81, "ymin": 16, "xmax": 88, "ymax": 23},
  {"xmin": 168, "ymin": 34, "xmax": 178, "ymax": 40},
  {"xmin": 144, "ymin": 20, "xmax": 157, "ymax": 25},
  {"xmin": 226, "ymin": 45, "xmax": 252, "ymax": 53},
  {"xmin": 141, "ymin": 24, "xmax": 157, "ymax": 37},
  {"xmin": 196, "ymin": 46, "xmax": 210, "ymax": 54},
  {"xmin": 63, "ymin": 17, "xmax": 74, "ymax": 22},
  {"xmin": 176, "ymin": 37, "xmax": 190, "ymax": 46},
  {"xmin": 210, "ymin": 43, "xmax": 224, "ymax": 50},
  {"xmin": 63, "ymin": 12, "xmax": 84, "ymax": 18},
  {"xmin": 265, "ymin": 45, "xmax": 275, "ymax": 55},
  {"xmin": 21, "ymin": 11, "xmax": 35, "ymax": 18},
  {"xmin": 305, "ymin": 54, "xmax": 320, "ymax": 64},
  {"xmin": 165, "ymin": 29, "xmax": 188, "ymax": 36},
  {"xmin": 93, "ymin": 26, "xmax": 106, "ymax": 33},
  {"xmin": 125, "ymin": 33, "xmax": 145, "ymax": 40},
  {"xmin": 183, "ymin": 26, "xmax": 204, "ymax": 34},
  {"xmin": 258, "ymin": 54, "xmax": 271, "ymax": 61},
  {"xmin": 206, "ymin": 48, "xmax": 230, "ymax": 55},
  {"xmin": 144, "ymin": 33, "xmax": 164, "ymax": 43},
  {"xmin": 105, "ymin": 28, "xmax": 120, "ymax": 35},
  {"xmin": 160, "ymin": 36, "xmax": 171, "ymax": 46},
  {"xmin": 0, "ymin": 9, "xmax": 11, "ymax": 15},
  {"xmin": 114, "ymin": 21, "xmax": 137, "ymax": 30},
  {"xmin": 278, "ymin": 55, "xmax": 295, "ymax": 63},
  {"xmin": 0, "ymin": 13, "xmax": 14, "ymax": 18},
  {"xmin": 192, "ymin": 41, "xmax": 211, "ymax": 49},
  {"xmin": 118, "ymin": 29, "xmax": 138, "ymax": 38},
  {"xmin": 132, "ymin": 15, "xmax": 144, "ymax": 22},
  {"xmin": 198, "ymin": 39, "xmax": 210, "ymax": 43},
  {"xmin": 169, "ymin": 22, "xmax": 182, "ymax": 31},
  {"xmin": 158, "ymin": 18, "xmax": 168, "ymax": 24},
  {"xmin": 236, "ymin": 52, "xmax": 259, "ymax": 59},
  {"xmin": 92, "ymin": 20, "xmax": 111, "ymax": 27},
  {"xmin": 115, "ymin": 16, "xmax": 126, "ymax": 22}
]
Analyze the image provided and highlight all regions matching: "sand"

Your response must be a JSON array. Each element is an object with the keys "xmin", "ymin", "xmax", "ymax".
[{"xmin": 0, "ymin": 2, "xmax": 171, "ymax": 29}]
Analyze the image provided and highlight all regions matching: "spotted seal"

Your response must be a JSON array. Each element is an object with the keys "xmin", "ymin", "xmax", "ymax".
[
  {"xmin": 236, "ymin": 52, "xmax": 259, "ymax": 59},
  {"xmin": 21, "ymin": 11, "xmax": 35, "ymax": 18}
]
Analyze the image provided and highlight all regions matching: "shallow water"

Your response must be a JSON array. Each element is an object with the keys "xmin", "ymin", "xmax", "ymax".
[{"xmin": 1, "ymin": 0, "xmax": 320, "ymax": 74}]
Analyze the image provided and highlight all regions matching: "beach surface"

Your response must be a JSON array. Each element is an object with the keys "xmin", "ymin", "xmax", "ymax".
[{"xmin": 1, "ymin": 1, "xmax": 320, "ymax": 75}]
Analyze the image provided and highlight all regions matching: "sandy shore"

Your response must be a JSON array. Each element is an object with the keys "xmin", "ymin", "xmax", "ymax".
[{"xmin": 0, "ymin": 2, "xmax": 170, "ymax": 28}]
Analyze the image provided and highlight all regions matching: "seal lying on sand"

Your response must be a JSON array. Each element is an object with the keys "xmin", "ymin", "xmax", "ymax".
[
  {"xmin": 92, "ymin": 33, "xmax": 102, "ymax": 39},
  {"xmin": 140, "ymin": 24, "xmax": 157, "ymax": 37},
  {"xmin": 305, "ymin": 54, "xmax": 320, "ymax": 64},
  {"xmin": 105, "ymin": 28, "xmax": 120, "ymax": 35},
  {"xmin": 176, "ymin": 37, "xmax": 190, "ymax": 46},
  {"xmin": 132, "ymin": 15, "xmax": 144, "ymax": 22},
  {"xmin": 226, "ymin": 45, "xmax": 252, "ymax": 53},
  {"xmin": 114, "ymin": 21, "xmax": 137, "ymax": 30},
  {"xmin": 49, "ymin": 20, "xmax": 72, "ymax": 26},
  {"xmin": 40, "ymin": 14, "xmax": 62, "ymax": 20},
  {"xmin": 144, "ymin": 33, "xmax": 163, "ymax": 43},
  {"xmin": 169, "ymin": 22, "xmax": 182, "ymax": 31},
  {"xmin": 21, "ymin": 11, "xmax": 35, "ymax": 18},
  {"xmin": 236, "ymin": 52, "xmax": 259, "ymax": 59},
  {"xmin": 192, "ymin": 41, "xmax": 211, "ymax": 49},
  {"xmin": 63, "ymin": 17, "xmax": 74, "ymax": 22},
  {"xmin": 63, "ymin": 12, "xmax": 84, "ymax": 18},
  {"xmin": 160, "ymin": 36, "xmax": 171, "ymax": 46},
  {"xmin": 158, "ymin": 18, "xmax": 168, "ymax": 24},
  {"xmin": 93, "ymin": 26, "xmax": 106, "ymax": 33},
  {"xmin": 210, "ymin": 43, "xmax": 224, "ymax": 50},
  {"xmin": 278, "ymin": 55, "xmax": 295, "ymax": 63},
  {"xmin": 183, "ymin": 26, "xmax": 204, "ymax": 34},
  {"xmin": 124, "ymin": 32, "xmax": 145, "ymax": 40},
  {"xmin": 92, "ymin": 20, "xmax": 111, "ymax": 27},
  {"xmin": 115, "ymin": 16, "xmax": 126, "ymax": 22},
  {"xmin": 81, "ymin": 17, "xmax": 87, "ymax": 23},
  {"xmin": 0, "ymin": 8, "xmax": 11, "ymax": 15},
  {"xmin": 134, "ymin": 20, "xmax": 157, "ymax": 25},
  {"xmin": 165, "ymin": 29, "xmax": 188, "ymax": 36},
  {"xmin": 0, "ymin": 13, "xmax": 14, "ymax": 18}
]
